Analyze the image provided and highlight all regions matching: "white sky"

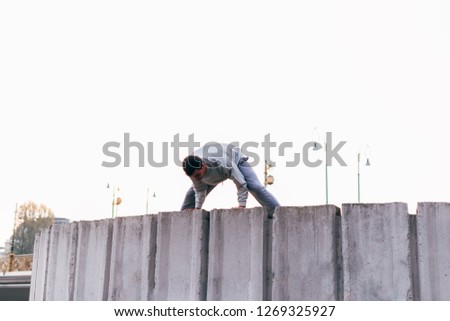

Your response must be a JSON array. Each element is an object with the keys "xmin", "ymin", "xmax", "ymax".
[{"xmin": 1, "ymin": 0, "xmax": 449, "ymax": 245}]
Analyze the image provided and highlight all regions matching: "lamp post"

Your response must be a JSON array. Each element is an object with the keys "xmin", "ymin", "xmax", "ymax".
[
  {"xmin": 357, "ymin": 145, "xmax": 371, "ymax": 203},
  {"xmin": 264, "ymin": 160, "xmax": 274, "ymax": 187},
  {"xmin": 107, "ymin": 183, "xmax": 121, "ymax": 218},
  {"xmin": 9, "ymin": 203, "xmax": 22, "ymax": 272},
  {"xmin": 313, "ymin": 128, "xmax": 328, "ymax": 205}
]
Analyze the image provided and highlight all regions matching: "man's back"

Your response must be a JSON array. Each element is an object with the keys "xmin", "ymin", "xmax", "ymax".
[{"xmin": 193, "ymin": 142, "xmax": 244, "ymax": 168}]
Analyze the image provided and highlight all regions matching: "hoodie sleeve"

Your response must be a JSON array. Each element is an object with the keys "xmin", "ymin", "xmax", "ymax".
[{"xmin": 230, "ymin": 162, "xmax": 248, "ymax": 207}]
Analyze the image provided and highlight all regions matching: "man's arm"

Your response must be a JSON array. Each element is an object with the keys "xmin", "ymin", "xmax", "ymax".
[{"xmin": 192, "ymin": 179, "xmax": 207, "ymax": 209}]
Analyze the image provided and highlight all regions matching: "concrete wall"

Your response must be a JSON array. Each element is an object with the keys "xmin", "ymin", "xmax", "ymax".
[
  {"xmin": 271, "ymin": 206, "xmax": 342, "ymax": 300},
  {"xmin": 417, "ymin": 202, "xmax": 450, "ymax": 300},
  {"xmin": 45, "ymin": 223, "xmax": 78, "ymax": 300},
  {"xmin": 29, "ymin": 203, "xmax": 450, "ymax": 301},
  {"xmin": 342, "ymin": 203, "xmax": 413, "ymax": 300},
  {"xmin": 108, "ymin": 215, "xmax": 157, "ymax": 300},
  {"xmin": 154, "ymin": 210, "xmax": 209, "ymax": 300},
  {"xmin": 73, "ymin": 219, "xmax": 114, "ymax": 300},
  {"xmin": 207, "ymin": 207, "xmax": 267, "ymax": 300},
  {"xmin": 29, "ymin": 227, "xmax": 51, "ymax": 300}
]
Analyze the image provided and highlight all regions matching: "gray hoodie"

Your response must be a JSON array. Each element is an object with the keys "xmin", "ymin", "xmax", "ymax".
[{"xmin": 191, "ymin": 143, "xmax": 248, "ymax": 208}]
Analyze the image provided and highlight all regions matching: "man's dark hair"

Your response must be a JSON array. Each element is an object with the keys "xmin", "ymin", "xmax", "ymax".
[{"xmin": 183, "ymin": 155, "xmax": 203, "ymax": 176}]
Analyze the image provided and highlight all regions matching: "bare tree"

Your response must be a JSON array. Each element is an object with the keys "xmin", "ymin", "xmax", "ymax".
[{"xmin": 12, "ymin": 201, "xmax": 55, "ymax": 254}]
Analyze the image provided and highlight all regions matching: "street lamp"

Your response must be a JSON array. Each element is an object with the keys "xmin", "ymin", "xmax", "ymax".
[
  {"xmin": 10, "ymin": 204, "xmax": 25, "ymax": 254},
  {"xmin": 107, "ymin": 183, "xmax": 122, "ymax": 218},
  {"xmin": 313, "ymin": 127, "xmax": 329, "ymax": 205},
  {"xmin": 264, "ymin": 160, "xmax": 274, "ymax": 187},
  {"xmin": 357, "ymin": 145, "xmax": 371, "ymax": 203}
]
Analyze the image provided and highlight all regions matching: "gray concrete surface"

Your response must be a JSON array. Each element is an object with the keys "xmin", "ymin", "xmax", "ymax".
[
  {"xmin": 271, "ymin": 206, "xmax": 342, "ymax": 300},
  {"xmin": 73, "ymin": 219, "xmax": 113, "ymax": 300},
  {"xmin": 417, "ymin": 202, "xmax": 450, "ymax": 300},
  {"xmin": 342, "ymin": 203, "xmax": 413, "ymax": 300},
  {"xmin": 45, "ymin": 223, "xmax": 78, "ymax": 300},
  {"xmin": 29, "ymin": 228, "xmax": 51, "ymax": 300},
  {"xmin": 29, "ymin": 203, "xmax": 450, "ymax": 301},
  {"xmin": 207, "ymin": 207, "xmax": 267, "ymax": 300},
  {"xmin": 108, "ymin": 215, "xmax": 158, "ymax": 300},
  {"xmin": 154, "ymin": 210, "xmax": 209, "ymax": 300}
]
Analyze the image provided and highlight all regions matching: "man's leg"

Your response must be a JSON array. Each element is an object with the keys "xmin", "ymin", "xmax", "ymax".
[
  {"xmin": 238, "ymin": 160, "xmax": 280, "ymax": 209},
  {"xmin": 180, "ymin": 184, "xmax": 217, "ymax": 210}
]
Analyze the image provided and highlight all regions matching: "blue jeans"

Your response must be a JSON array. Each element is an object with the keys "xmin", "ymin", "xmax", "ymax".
[{"xmin": 181, "ymin": 160, "xmax": 280, "ymax": 210}]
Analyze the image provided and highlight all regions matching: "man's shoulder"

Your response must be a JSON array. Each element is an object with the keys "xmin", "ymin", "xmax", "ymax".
[
  {"xmin": 195, "ymin": 143, "xmax": 225, "ymax": 158},
  {"xmin": 195, "ymin": 143, "xmax": 240, "ymax": 157}
]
